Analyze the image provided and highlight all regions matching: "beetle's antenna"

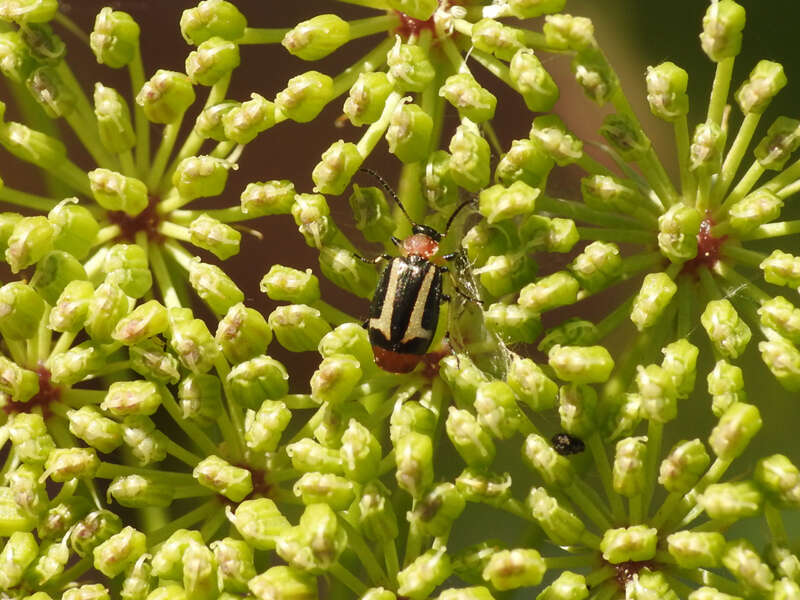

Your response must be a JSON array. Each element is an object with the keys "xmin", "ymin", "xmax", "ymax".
[
  {"xmin": 359, "ymin": 167, "xmax": 414, "ymax": 226},
  {"xmin": 444, "ymin": 198, "xmax": 476, "ymax": 236}
]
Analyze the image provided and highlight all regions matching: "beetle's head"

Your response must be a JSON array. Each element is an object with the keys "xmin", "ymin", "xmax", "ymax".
[{"xmin": 412, "ymin": 224, "xmax": 442, "ymax": 241}]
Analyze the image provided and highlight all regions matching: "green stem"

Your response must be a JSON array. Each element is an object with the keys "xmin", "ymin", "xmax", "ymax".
[
  {"xmin": 713, "ymin": 260, "xmax": 770, "ymax": 303},
  {"xmin": 349, "ymin": 14, "xmax": 400, "ymax": 38},
  {"xmin": 157, "ymin": 384, "xmax": 220, "ymax": 457},
  {"xmin": 594, "ymin": 294, "xmax": 635, "ymax": 341},
  {"xmin": 157, "ymin": 220, "xmax": 192, "ymax": 242},
  {"xmin": 128, "ymin": 48, "xmax": 150, "ymax": 176},
  {"xmin": 707, "ymin": 57, "xmax": 735, "ymax": 126},
  {"xmin": 673, "ymin": 115, "xmax": 695, "ymax": 202},
  {"xmin": 148, "ymin": 121, "xmax": 182, "ymax": 191},
  {"xmin": 641, "ymin": 420, "xmax": 663, "ymax": 518},
  {"xmin": 170, "ymin": 206, "xmax": 248, "ymax": 224},
  {"xmin": 565, "ymin": 480, "xmax": 613, "ymax": 532},
  {"xmin": 311, "ymin": 299, "xmax": 359, "ymax": 326},
  {"xmin": 586, "ymin": 432, "xmax": 625, "ymax": 523},
  {"xmin": 714, "ymin": 111, "xmax": 761, "ymax": 204},
  {"xmin": 331, "ymin": 36, "xmax": 394, "ymax": 99},
  {"xmin": 676, "ymin": 274, "xmax": 694, "ymax": 339},
  {"xmin": 544, "ymin": 554, "xmax": 596, "ymax": 570},
  {"xmin": 329, "ymin": 563, "xmax": 369, "ymax": 596},
  {"xmin": 469, "ymin": 49, "xmax": 514, "ymax": 87},
  {"xmin": 338, "ymin": 518, "xmax": 389, "ymax": 586},
  {"xmin": 355, "ymin": 91, "xmax": 404, "ymax": 158},
  {"xmin": 148, "ymin": 498, "xmax": 220, "ymax": 545},
  {"xmin": 96, "ymin": 461, "xmax": 197, "ymax": 484},
  {"xmin": 740, "ymin": 219, "xmax": 800, "ymax": 240},
  {"xmin": 237, "ymin": 27, "xmax": 289, "ymax": 44},
  {"xmin": 716, "ymin": 160, "xmax": 765, "ymax": 219},
  {"xmin": 149, "ymin": 243, "xmax": 182, "ymax": 309},
  {"xmin": 720, "ymin": 244, "xmax": 766, "ymax": 268},
  {"xmin": 214, "ymin": 355, "xmax": 246, "ymax": 463},
  {"xmin": 577, "ymin": 227, "xmax": 653, "ymax": 244},
  {"xmin": 0, "ymin": 186, "xmax": 58, "ymax": 212},
  {"xmin": 538, "ymin": 195, "xmax": 649, "ymax": 229},
  {"xmin": 199, "ymin": 505, "xmax": 228, "ymax": 541},
  {"xmin": 764, "ymin": 503, "xmax": 787, "ymax": 545}
]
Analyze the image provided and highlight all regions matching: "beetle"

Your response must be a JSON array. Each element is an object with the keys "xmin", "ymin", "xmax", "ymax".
[
  {"xmin": 359, "ymin": 168, "xmax": 474, "ymax": 373},
  {"xmin": 550, "ymin": 432, "xmax": 585, "ymax": 456}
]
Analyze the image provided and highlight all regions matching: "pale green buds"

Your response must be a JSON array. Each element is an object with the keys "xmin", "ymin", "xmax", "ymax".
[
  {"xmin": 636, "ymin": 363, "xmax": 678, "ymax": 422},
  {"xmin": 390, "ymin": 401, "xmax": 436, "ymax": 442},
  {"xmin": 275, "ymin": 71, "xmax": 333, "ymax": 123},
  {"xmin": 49, "ymin": 200, "xmax": 99, "ymax": 261},
  {"xmin": 67, "ymin": 406, "xmax": 122, "ymax": 454},
  {"xmin": 558, "ymin": 383, "xmax": 598, "ymax": 437},
  {"xmin": 319, "ymin": 323, "xmax": 373, "ymax": 369},
  {"xmin": 101, "ymin": 380, "xmax": 161, "ymax": 417},
  {"xmin": 180, "ymin": 0, "xmax": 247, "ymax": 45},
  {"xmin": 0, "ymin": 122, "xmax": 66, "ymax": 169},
  {"xmin": 0, "ymin": 281, "xmax": 44, "ymax": 339},
  {"xmin": 628, "ymin": 571, "xmax": 679, "ymax": 600},
  {"xmin": 710, "ymin": 402, "xmax": 762, "ymax": 461},
  {"xmin": 536, "ymin": 571, "xmax": 588, "ymax": 600},
  {"xmin": 482, "ymin": 548, "xmax": 545, "ymax": 590},
  {"xmin": 700, "ymin": 0, "xmax": 746, "ymax": 62},
  {"xmin": 310, "ymin": 354, "xmax": 361, "ymax": 405},
  {"xmin": 344, "ymin": 71, "xmax": 393, "ymax": 126},
  {"xmin": 759, "ymin": 296, "xmax": 800, "ymax": 344},
  {"xmin": 472, "ymin": 18, "xmax": 525, "ymax": 61},
  {"xmin": 318, "ymin": 246, "xmax": 377, "ymax": 298},
  {"xmin": 449, "ymin": 121, "xmax": 491, "ymax": 193},
  {"xmin": 760, "ymin": 336, "xmax": 800, "ymax": 391},
  {"xmin": 5, "ymin": 215, "xmax": 53, "ymax": 273},
  {"xmin": 484, "ymin": 302, "xmax": 542, "ymax": 344},
  {"xmin": 395, "ymin": 432, "xmax": 434, "ymax": 498},
  {"xmin": 398, "ymin": 548, "xmax": 452, "ymax": 600},
  {"xmin": 348, "ymin": 185, "xmax": 394, "ymax": 243},
  {"xmin": 194, "ymin": 455, "xmax": 253, "ymax": 502},
  {"xmin": 646, "ymin": 61, "xmax": 689, "ymax": 121},
  {"xmin": 507, "ymin": 356, "xmax": 558, "ymax": 411},
  {"xmin": 581, "ymin": 174, "xmax": 641, "ymax": 213},
  {"xmin": 223, "ymin": 93, "xmax": 276, "ymax": 144},
  {"xmin": 244, "ymin": 399, "xmax": 289, "ymax": 453},
  {"xmin": 538, "ymin": 319, "xmax": 598, "ymax": 354},
  {"xmin": 446, "ymin": 406, "xmax": 496, "ymax": 469},
  {"xmin": 722, "ymin": 540, "xmax": 775, "ymax": 593},
  {"xmin": 186, "ymin": 36, "xmax": 239, "ymax": 86},
  {"xmin": 337, "ymin": 419, "xmax": 379, "ymax": 482},
  {"xmin": 612, "ymin": 436, "xmax": 647, "ymax": 496},
  {"xmin": 440, "ymin": 73, "xmax": 496, "ymax": 123},
  {"xmin": 387, "ymin": 0, "xmax": 437, "ymax": 20},
  {"xmin": 755, "ymin": 454, "xmax": 800, "ymax": 508},
  {"xmin": 728, "ymin": 190, "xmax": 783, "ymax": 235},
  {"xmin": 387, "ymin": 40, "xmax": 435, "ymax": 92},
  {"xmin": 131, "ymin": 339, "xmax": 180, "ymax": 385},
  {"xmin": 8, "ymin": 413, "xmax": 52, "ymax": 463},
  {"xmin": 211, "ymin": 537, "xmax": 256, "ymax": 594},
  {"xmin": 312, "ymin": 140, "xmax": 363, "ymax": 195},
  {"xmin": 183, "ymin": 541, "xmax": 218, "ymax": 600},
  {"xmin": 658, "ymin": 204, "xmax": 702, "ymax": 263},
  {"xmin": 0, "ymin": 31, "xmax": 35, "ymax": 83},
  {"xmin": 286, "ymin": 437, "xmax": 342, "ymax": 475},
  {"xmin": 736, "ymin": 60, "xmax": 786, "ymax": 114},
  {"xmin": 228, "ymin": 355, "xmax": 289, "ymax": 410},
  {"xmin": 523, "ymin": 433, "xmax": 574, "ymax": 488},
  {"xmin": 510, "ymin": 49, "xmax": 559, "ymax": 112},
  {"xmin": 358, "ymin": 483, "xmax": 399, "ymax": 543},
  {"xmin": 70, "ymin": 509, "xmax": 123, "ymax": 558},
  {"xmin": 761, "ymin": 250, "xmax": 800, "ymax": 288},
  {"xmin": 519, "ymin": 271, "xmax": 579, "ymax": 313},
  {"xmin": 231, "ymin": 498, "xmax": 290, "ymax": 551},
  {"xmin": 151, "ymin": 529, "xmax": 202, "ymax": 579},
  {"xmin": 530, "ymin": 114, "xmax": 583, "ymax": 166},
  {"xmin": 94, "ymin": 83, "xmax": 136, "ymax": 154},
  {"xmin": 631, "ymin": 273, "xmax": 677, "ymax": 331},
  {"xmin": 440, "ymin": 354, "xmax": 489, "ymax": 408},
  {"xmin": 689, "ymin": 121, "xmax": 724, "ymax": 173},
  {"xmin": 661, "ymin": 338, "xmax": 699, "ymax": 398},
  {"xmin": 283, "ymin": 14, "xmax": 349, "ymax": 61},
  {"xmin": 569, "ymin": 241, "xmax": 621, "ymax": 293},
  {"xmin": 196, "ymin": 100, "xmax": 237, "ymax": 141},
  {"xmin": 0, "ymin": 532, "xmax": 37, "ymax": 589},
  {"xmin": 708, "ymin": 359, "xmax": 745, "ymax": 416},
  {"xmin": 476, "ymin": 253, "xmax": 537, "ymax": 298},
  {"xmin": 495, "ymin": 138, "xmax": 553, "ymax": 188},
  {"xmin": 0, "ymin": 355, "xmax": 38, "ymax": 403},
  {"xmin": 86, "ymin": 282, "xmax": 129, "ymax": 343},
  {"xmin": 600, "ymin": 525, "xmax": 658, "ymax": 563},
  {"xmin": 293, "ymin": 473, "xmax": 354, "ymax": 510},
  {"xmin": 0, "ymin": 0, "xmax": 57, "ymax": 23},
  {"xmin": 169, "ymin": 316, "xmax": 220, "ymax": 373},
  {"xmin": 386, "ymin": 103, "xmax": 433, "ymax": 164},
  {"xmin": 26, "ymin": 66, "xmax": 75, "ymax": 118},
  {"xmin": 456, "ymin": 470, "xmax": 512, "ymax": 504},
  {"xmin": 90, "ymin": 7, "xmax": 140, "ymax": 68},
  {"xmin": 475, "ymin": 380, "xmax": 521, "ymax": 440},
  {"xmin": 112, "ymin": 300, "xmax": 169, "ymax": 345},
  {"xmin": 543, "ymin": 14, "xmax": 595, "ymax": 51},
  {"xmin": 754, "ymin": 117, "xmax": 800, "ymax": 170},
  {"xmin": 277, "ymin": 503, "xmax": 346, "ymax": 572},
  {"xmin": 249, "ymin": 565, "xmax": 317, "ymax": 600},
  {"xmin": 189, "ymin": 260, "xmax": 244, "ymax": 316},
  {"xmin": 667, "ymin": 531, "xmax": 726, "ymax": 569},
  {"xmin": 479, "ymin": 181, "xmax": 538, "ymax": 224},
  {"xmin": 549, "ymin": 344, "xmax": 614, "ymax": 384},
  {"xmin": 700, "ymin": 481, "xmax": 763, "ymax": 520},
  {"xmin": 409, "ymin": 482, "xmax": 465, "ymax": 537},
  {"xmin": 93, "ymin": 526, "xmax": 146, "ymax": 578},
  {"xmin": 527, "ymin": 487, "xmax": 585, "ymax": 546},
  {"xmin": 43, "ymin": 447, "xmax": 99, "ymax": 482},
  {"xmin": 269, "ymin": 304, "xmax": 332, "ymax": 352},
  {"xmin": 216, "ymin": 302, "xmax": 272, "ymax": 364},
  {"xmin": 104, "ymin": 243, "xmax": 152, "ymax": 298},
  {"xmin": 136, "ymin": 70, "xmax": 195, "ymax": 124},
  {"xmin": 122, "ymin": 415, "xmax": 168, "ymax": 465},
  {"xmin": 701, "ymin": 299, "xmax": 751, "ymax": 359},
  {"xmin": 50, "ymin": 341, "xmax": 104, "ymax": 386},
  {"xmin": 600, "ymin": 113, "xmax": 650, "ymax": 162},
  {"xmin": 241, "ymin": 179, "xmax": 295, "ymax": 216},
  {"xmin": 175, "ymin": 157, "xmax": 231, "ymax": 203}
]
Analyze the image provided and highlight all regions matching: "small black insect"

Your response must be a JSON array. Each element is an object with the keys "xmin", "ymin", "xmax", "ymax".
[{"xmin": 551, "ymin": 432, "xmax": 585, "ymax": 456}]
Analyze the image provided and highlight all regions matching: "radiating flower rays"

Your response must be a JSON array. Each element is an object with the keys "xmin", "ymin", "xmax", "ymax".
[{"xmin": 0, "ymin": 1, "xmax": 799, "ymax": 599}]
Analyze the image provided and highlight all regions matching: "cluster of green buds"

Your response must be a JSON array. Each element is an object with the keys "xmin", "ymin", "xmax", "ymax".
[{"xmin": 0, "ymin": 1, "xmax": 799, "ymax": 599}]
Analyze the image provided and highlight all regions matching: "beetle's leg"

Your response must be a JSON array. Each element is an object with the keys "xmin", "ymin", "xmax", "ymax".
[
  {"xmin": 452, "ymin": 283, "xmax": 484, "ymax": 305},
  {"xmin": 354, "ymin": 253, "xmax": 392, "ymax": 265},
  {"xmin": 441, "ymin": 293, "xmax": 451, "ymax": 302},
  {"xmin": 390, "ymin": 236, "xmax": 403, "ymax": 248}
]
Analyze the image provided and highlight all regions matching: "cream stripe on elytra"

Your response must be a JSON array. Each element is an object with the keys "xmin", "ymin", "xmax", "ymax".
[
  {"xmin": 369, "ymin": 260, "xmax": 401, "ymax": 342},
  {"xmin": 401, "ymin": 266, "xmax": 435, "ymax": 344}
]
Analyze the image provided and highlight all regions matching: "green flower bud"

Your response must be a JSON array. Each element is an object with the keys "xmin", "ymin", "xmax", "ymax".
[
  {"xmin": 211, "ymin": 537, "xmax": 256, "ymax": 594},
  {"xmin": 478, "ymin": 181, "xmax": 538, "ymax": 224},
  {"xmin": 49, "ymin": 341, "xmax": 104, "ymax": 386},
  {"xmin": 197, "ymin": 100, "xmax": 238, "ymax": 141},
  {"xmin": 90, "ymin": 7, "xmax": 139, "ymax": 68},
  {"xmin": 230, "ymin": 498, "xmax": 290, "ymax": 551},
  {"xmin": 759, "ymin": 296, "xmax": 800, "ymax": 344},
  {"xmin": 0, "ymin": 531, "xmax": 38, "ymax": 589},
  {"xmin": 38, "ymin": 496, "xmax": 90, "ymax": 540},
  {"xmin": 111, "ymin": 300, "xmax": 168, "ymax": 345},
  {"xmin": 8, "ymin": 414, "xmax": 52, "ymax": 463},
  {"xmin": 346, "ymin": 185, "xmax": 393, "ymax": 244},
  {"xmin": 0, "ymin": 30, "xmax": 36, "ymax": 83},
  {"xmin": 519, "ymin": 271, "xmax": 580, "ymax": 313},
  {"xmin": 5, "ymin": 215, "xmax": 53, "ymax": 273},
  {"xmin": 474, "ymin": 380, "xmax": 521, "ymax": 439},
  {"xmin": 628, "ymin": 571, "xmax": 679, "ymax": 600},
  {"xmin": 658, "ymin": 204, "xmax": 702, "ymax": 263},
  {"xmin": 121, "ymin": 415, "xmax": 168, "ymax": 465},
  {"xmin": 170, "ymin": 316, "xmax": 220, "ymax": 373},
  {"xmin": 0, "ymin": 355, "xmax": 38, "ymax": 404},
  {"xmin": 310, "ymin": 354, "xmax": 360, "ymax": 405},
  {"xmin": 353, "ymin": 484, "xmax": 397, "ymax": 545},
  {"xmin": 522, "ymin": 433, "xmax": 574, "ymax": 488},
  {"xmin": 222, "ymin": 93, "xmax": 276, "ymax": 144},
  {"xmin": 92, "ymin": 526, "xmax": 146, "ymax": 578},
  {"xmin": 101, "ymin": 380, "xmax": 161, "ymax": 418},
  {"xmin": 463, "ymin": 219, "xmax": 516, "ymax": 266},
  {"xmin": 475, "ymin": 252, "xmax": 537, "ymax": 298},
  {"xmin": 484, "ymin": 302, "xmax": 542, "ymax": 345},
  {"xmin": 277, "ymin": 503, "xmax": 347, "ymax": 572},
  {"xmin": 275, "ymin": 70, "xmax": 333, "ymax": 123},
  {"xmin": 549, "ymin": 344, "xmax": 614, "ymax": 384},
  {"xmin": 108, "ymin": 473, "xmax": 173, "ymax": 508},
  {"xmin": 0, "ymin": 122, "xmax": 67, "ymax": 169},
  {"xmin": 85, "ymin": 282, "xmax": 129, "ymax": 343},
  {"xmin": 700, "ymin": 0, "xmax": 746, "ymax": 62},
  {"xmin": 136, "ymin": 69, "xmax": 195, "ymax": 123},
  {"xmin": 661, "ymin": 338, "xmax": 698, "ymax": 399},
  {"xmin": 292, "ymin": 472, "xmax": 354, "ymax": 510},
  {"xmin": 527, "ymin": 486, "xmax": 585, "ymax": 546},
  {"xmin": 94, "ymin": 83, "xmax": 136, "ymax": 154},
  {"xmin": 312, "ymin": 140, "xmax": 363, "ymax": 195},
  {"xmin": 390, "ymin": 402, "xmax": 436, "ymax": 445},
  {"xmin": 386, "ymin": 102, "xmax": 433, "ymax": 164},
  {"xmin": 710, "ymin": 402, "xmax": 762, "ymax": 461},
  {"xmin": 542, "ymin": 217, "xmax": 579, "ymax": 253},
  {"xmin": 395, "ymin": 432, "xmax": 434, "ymax": 498},
  {"xmin": 538, "ymin": 318, "xmax": 598, "ymax": 353},
  {"xmin": 690, "ymin": 121, "xmax": 725, "ymax": 174},
  {"xmin": 387, "ymin": 0, "xmax": 437, "ymax": 20},
  {"xmin": 283, "ymin": 14, "xmax": 349, "ymax": 61},
  {"xmin": 761, "ymin": 249, "xmax": 800, "ymax": 288},
  {"xmin": 241, "ymin": 179, "xmax": 295, "ymax": 216},
  {"xmin": 536, "ymin": 571, "xmax": 587, "ymax": 600},
  {"xmin": 666, "ymin": 531, "xmax": 726, "ymax": 569},
  {"xmin": 645, "ymin": 61, "xmax": 689, "ymax": 121},
  {"xmin": 38, "ymin": 210, "xmax": 91, "ymax": 278},
  {"xmin": 398, "ymin": 548, "xmax": 452, "ymax": 600},
  {"xmin": 612, "ymin": 436, "xmax": 647, "ymax": 496},
  {"xmin": 600, "ymin": 113, "xmax": 650, "ymax": 161},
  {"xmin": 175, "ymin": 156, "xmax": 231, "ymax": 203},
  {"xmin": 24, "ymin": 539, "xmax": 69, "ymax": 587},
  {"xmin": 572, "ymin": 50, "xmax": 617, "ymax": 104},
  {"xmin": 495, "ymin": 138, "xmax": 553, "ymax": 188},
  {"xmin": 269, "ymin": 304, "xmax": 332, "ymax": 352},
  {"xmin": 440, "ymin": 73, "xmax": 496, "ymax": 123},
  {"xmin": 507, "ymin": 357, "xmax": 557, "ymax": 411},
  {"xmin": 409, "ymin": 482, "xmax": 465, "ymax": 538},
  {"xmin": 0, "ymin": 281, "xmax": 44, "ymax": 340},
  {"xmin": 183, "ymin": 541, "xmax": 219, "ymax": 600},
  {"xmin": 186, "ymin": 36, "xmax": 239, "ymax": 86},
  {"xmin": 180, "ymin": 0, "xmax": 246, "ymax": 45},
  {"xmin": 631, "ymin": 273, "xmax": 677, "ymax": 331},
  {"xmin": 142, "ymin": 584, "xmax": 183, "ymax": 600},
  {"xmin": 530, "ymin": 114, "xmax": 582, "ymax": 166},
  {"xmin": 729, "ymin": 189, "xmax": 783, "ymax": 235},
  {"xmin": 0, "ymin": 486, "xmax": 36, "ymax": 535},
  {"xmin": 292, "ymin": 192, "xmax": 331, "ymax": 248},
  {"xmin": 130, "ymin": 339, "xmax": 181, "ymax": 385},
  {"xmin": 735, "ymin": 60, "xmax": 786, "ymax": 114},
  {"xmin": 636, "ymin": 363, "xmax": 679, "ymax": 423},
  {"xmin": 0, "ymin": 0, "xmax": 56, "ymax": 23},
  {"xmin": 558, "ymin": 383, "xmax": 598, "ymax": 438},
  {"xmin": 439, "ymin": 354, "xmax": 490, "ymax": 408},
  {"xmin": 193, "ymin": 454, "xmax": 252, "ymax": 502},
  {"xmin": 722, "ymin": 539, "xmax": 775, "ymax": 593},
  {"xmin": 708, "ymin": 356, "xmax": 745, "ymax": 413},
  {"xmin": 482, "ymin": 548, "xmax": 545, "ymax": 590},
  {"xmin": 445, "ymin": 406, "xmax": 496, "ymax": 469},
  {"xmin": 337, "ymin": 419, "xmax": 379, "ymax": 482},
  {"xmin": 318, "ymin": 246, "xmax": 377, "ymax": 298},
  {"xmin": 472, "ymin": 18, "xmax": 525, "ymax": 61},
  {"xmin": 69, "ymin": 509, "xmax": 122, "ymax": 559},
  {"xmin": 423, "ymin": 150, "xmax": 460, "ymax": 209},
  {"xmin": 67, "ymin": 406, "xmax": 122, "ymax": 454},
  {"xmin": 386, "ymin": 39, "xmax": 434, "ymax": 92},
  {"xmin": 766, "ymin": 545, "xmax": 800, "ymax": 583},
  {"xmin": 0, "ymin": 212, "xmax": 21, "ymax": 257},
  {"xmin": 343, "ymin": 71, "xmax": 393, "ymax": 126},
  {"xmin": 581, "ymin": 174, "xmax": 643, "ymax": 214},
  {"xmin": 103, "ymin": 243, "xmax": 152, "ymax": 298},
  {"xmin": 542, "ymin": 13, "xmax": 595, "ymax": 51},
  {"xmin": 569, "ymin": 241, "xmax": 621, "ymax": 293},
  {"xmin": 449, "ymin": 121, "xmax": 491, "ymax": 193},
  {"xmin": 437, "ymin": 588, "xmax": 494, "ymax": 600},
  {"xmin": 509, "ymin": 49, "xmax": 559, "ymax": 112},
  {"xmin": 43, "ymin": 447, "xmax": 99, "ymax": 482},
  {"xmin": 700, "ymin": 481, "xmax": 763, "ymax": 520},
  {"xmin": 755, "ymin": 454, "xmax": 800, "ymax": 508},
  {"xmin": 6, "ymin": 463, "xmax": 47, "ymax": 520},
  {"xmin": 248, "ymin": 566, "xmax": 317, "ymax": 600},
  {"xmin": 243, "ymin": 398, "xmax": 288, "ymax": 452},
  {"xmin": 318, "ymin": 322, "xmax": 373, "ymax": 366},
  {"xmin": 773, "ymin": 579, "xmax": 800, "ymax": 600},
  {"xmin": 215, "ymin": 302, "xmax": 271, "ymax": 364},
  {"xmin": 701, "ymin": 299, "xmax": 751, "ymax": 359},
  {"xmin": 286, "ymin": 437, "xmax": 342, "ymax": 474},
  {"xmin": 754, "ymin": 116, "xmax": 800, "ymax": 170},
  {"xmin": 188, "ymin": 260, "xmax": 244, "ymax": 316},
  {"xmin": 600, "ymin": 525, "xmax": 658, "ymax": 564},
  {"xmin": 26, "ymin": 66, "xmax": 75, "ymax": 118},
  {"xmin": 151, "ymin": 530, "xmax": 201, "ymax": 580},
  {"xmin": 228, "ymin": 355, "xmax": 289, "ymax": 410}
]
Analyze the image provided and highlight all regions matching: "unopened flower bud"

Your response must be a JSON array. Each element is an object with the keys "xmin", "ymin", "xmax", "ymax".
[
  {"xmin": 700, "ymin": 0, "xmax": 746, "ymax": 62},
  {"xmin": 398, "ymin": 548, "xmax": 452, "ymax": 600},
  {"xmin": 43, "ymin": 447, "xmax": 99, "ymax": 482},
  {"xmin": 0, "ymin": 30, "xmax": 35, "ymax": 83},
  {"xmin": 101, "ymin": 380, "xmax": 161, "ymax": 418},
  {"xmin": 482, "ymin": 548, "xmax": 545, "ymax": 591},
  {"xmin": 130, "ymin": 339, "xmax": 180, "ymax": 385},
  {"xmin": 121, "ymin": 415, "xmax": 168, "ymax": 465},
  {"xmin": 736, "ymin": 60, "xmax": 786, "ymax": 115},
  {"xmin": 700, "ymin": 480, "xmax": 762, "ymax": 521},
  {"xmin": 312, "ymin": 139, "xmax": 363, "ymax": 195},
  {"xmin": 89, "ymin": 168, "xmax": 148, "ymax": 215},
  {"xmin": 476, "ymin": 252, "xmax": 536, "ymax": 298},
  {"xmin": 169, "ymin": 316, "xmax": 220, "ymax": 373},
  {"xmin": 275, "ymin": 71, "xmax": 333, "ymax": 123},
  {"xmin": 67, "ymin": 406, "xmax": 122, "ymax": 454},
  {"xmin": 722, "ymin": 539, "xmax": 775, "ymax": 593},
  {"xmin": 26, "ymin": 66, "xmax": 75, "ymax": 118},
  {"xmin": 569, "ymin": 241, "xmax": 621, "ymax": 293},
  {"xmin": 637, "ymin": 363, "xmax": 678, "ymax": 423},
  {"xmin": 631, "ymin": 273, "xmax": 677, "ymax": 331},
  {"xmin": 227, "ymin": 355, "xmax": 288, "ymax": 410},
  {"xmin": 440, "ymin": 72, "xmax": 496, "ymax": 123},
  {"xmin": 759, "ymin": 296, "xmax": 800, "ymax": 345},
  {"xmin": 8, "ymin": 413, "xmax": 52, "ymax": 463},
  {"xmin": 222, "ymin": 92, "xmax": 276, "ymax": 144},
  {"xmin": 0, "ymin": 531, "xmax": 38, "ymax": 589},
  {"xmin": 409, "ymin": 482, "xmax": 465, "ymax": 537},
  {"xmin": 729, "ymin": 189, "xmax": 783, "ymax": 235},
  {"xmin": 522, "ymin": 433, "xmax": 574, "ymax": 488},
  {"xmin": 318, "ymin": 246, "xmax": 377, "ymax": 298},
  {"xmin": 387, "ymin": 39, "xmax": 434, "ymax": 92},
  {"xmin": 484, "ymin": 302, "xmax": 542, "ymax": 345},
  {"xmin": 92, "ymin": 526, "xmax": 146, "ymax": 578},
  {"xmin": 211, "ymin": 537, "xmax": 255, "ymax": 594},
  {"xmin": 49, "ymin": 341, "xmax": 104, "ymax": 386},
  {"xmin": 0, "ymin": 121, "xmax": 66, "ymax": 169},
  {"xmin": 710, "ymin": 402, "xmax": 762, "ymax": 461},
  {"xmin": 658, "ymin": 204, "xmax": 702, "ymax": 263},
  {"xmin": 108, "ymin": 473, "xmax": 173, "ymax": 508},
  {"xmin": 507, "ymin": 356, "xmax": 557, "ymax": 411},
  {"xmin": 175, "ymin": 156, "xmax": 231, "ymax": 203},
  {"xmin": 70, "ymin": 509, "xmax": 123, "ymax": 559},
  {"xmin": 386, "ymin": 103, "xmax": 432, "ymax": 165},
  {"xmin": 241, "ymin": 179, "xmax": 294, "ymax": 216},
  {"xmin": 136, "ymin": 69, "xmax": 195, "ymax": 124},
  {"xmin": 395, "ymin": 432, "xmax": 434, "ymax": 498},
  {"xmin": 94, "ymin": 83, "xmax": 136, "ymax": 154},
  {"xmin": 689, "ymin": 121, "xmax": 724, "ymax": 174},
  {"xmin": 269, "ymin": 304, "xmax": 332, "ymax": 352},
  {"xmin": 439, "ymin": 354, "xmax": 489, "ymax": 408},
  {"xmin": 30, "ymin": 250, "xmax": 86, "ymax": 307},
  {"xmin": 509, "ymin": 49, "xmax": 558, "ymax": 112},
  {"xmin": 645, "ymin": 61, "xmax": 689, "ymax": 121},
  {"xmin": 90, "ymin": 7, "xmax": 139, "ymax": 68},
  {"xmin": 347, "ymin": 185, "xmax": 394, "ymax": 243},
  {"xmin": 755, "ymin": 454, "xmax": 800, "ymax": 508},
  {"xmin": 216, "ymin": 302, "xmax": 271, "ymax": 364},
  {"xmin": 188, "ymin": 260, "xmax": 243, "ymax": 316},
  {"xmin": 194, "ymin": 455, "xmax": 252, "ymax": 502},
  {"xmin": 5, "ymin": 215, "xmax": 53, "ymax": 273},
  {"xmin": 282, "ymin": 14, "xmax": 349, "ymax": 61},
  {"xmin": 387, "ymin": 0, "xmax": 437, "ymax": 20},
  {"xmin": 549, "ymin": 344, "xmax": 614, "ymax": 384},
  {"xmin": 472, "ymin": 18, "xmax": 525, "ymax": 61},
  {"xmin": 180, "ymin": 0, "xmax": 246, "ymax": 45},
  {"xmin": 475, "ymin": 380, "xmax": 521, "ymax": 439},
  {"xmin": 761, "ymin": 249, "xmax": 800, "ymax": 288},
  {"xmin": 530, "ymin": 114, "xmax": 582, "ymax": 165},
  {"xmin": 495, "ymin": 138, "xmax": 553, "ymax": 188},
  {"xmin": 343, "ymin": 71, "xmax": 393, "ymax": 126},
  {"xmin": 0, "ymin": 281, "xmax": 44, "ymax": 339},
  {"xmin": 231, "ymin": 498, "xmax": 290, "ymax": 551},
  {"xmin": 701, "ymin": 299, "xmax": 751, "ymax": 359},
  {"xmin": 527, "ymin": 487, "xmax": 585, "ymax": 546},
  {"xmin": 186, "ymin": 36, "xmax": 239, "ymax": 86},
  {"xmin": 600, "ymin": 525, "xmax": 658, "ymax": 564},
  {"xmin": 754, "ymin": 116, "xmax": 800, "ymax": 170},
  {"xmin": 248, "ymin": 565, "xmax": 317, "ymax": 600},
  {"xmin": 449, "ymin": 121, "xmax": 491, "ymax": 193}
]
